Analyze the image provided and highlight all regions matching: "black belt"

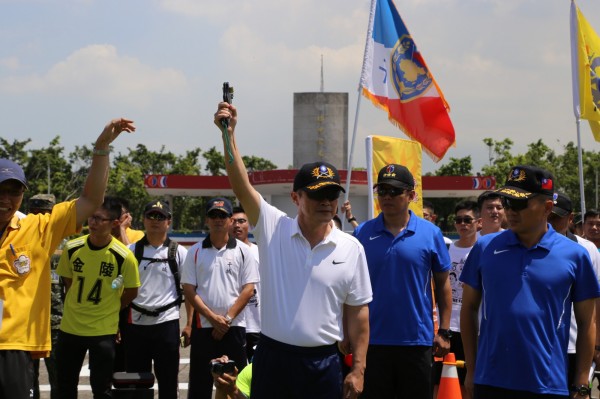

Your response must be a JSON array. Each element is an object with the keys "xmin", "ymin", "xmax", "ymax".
[
  {"xmin": 129, "ymin": 298, "xmax": 182, "ymax": 317},
  {"xmin": 259, "ymin": 333, "xmax": 337, "ymax": 355}
]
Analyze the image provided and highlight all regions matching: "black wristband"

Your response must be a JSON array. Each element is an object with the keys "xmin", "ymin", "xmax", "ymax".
[
  {"xmin": 347, "ymin": 217, "xmax": 357, "ymax": 223},
  {"xmin": 595, "ymin": 345, "xmax": 600, "ymax": 351}
]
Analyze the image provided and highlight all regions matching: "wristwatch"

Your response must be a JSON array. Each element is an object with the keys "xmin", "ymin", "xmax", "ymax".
[
  {"xmin": 570, "ymin": 384, "xmax": 591, "ymax": 397},
  {"xmin": 437, "ymin": 328, "xmax": 453, "ymax": 340},
  {"xmin": 225, "ymin": 314, "xmax": 233, "ymax": 325}
]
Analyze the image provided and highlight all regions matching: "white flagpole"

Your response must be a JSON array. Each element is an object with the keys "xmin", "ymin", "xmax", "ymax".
[
  {"xmin": 576, "ymin": 119, "xmax": 586, "ymax": 215},
  {"xmin": 344, "ymin": 91, "xmax": 363, "ymax": 198},
  {"xmin": 570, "ymin": 0, "xmax": 587, "ymax": 214},
  {"xmin": 343, "ymin": 0, "xmax": 377, "ymax": 201}
]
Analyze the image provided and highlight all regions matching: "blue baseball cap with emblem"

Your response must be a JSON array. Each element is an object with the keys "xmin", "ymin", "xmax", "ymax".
[
  {"xmin": 0, "ymin": 158, "xmax": 28, "ymax": 188},
  {"xmin": 206, "ymin": 197, "xmax": 233, "ymax": 216}
]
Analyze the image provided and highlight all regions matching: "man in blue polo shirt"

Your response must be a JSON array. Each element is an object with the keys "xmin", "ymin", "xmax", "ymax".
[
  {"xmin": 353, "ymin": 164, "xmax": 452, "ymax": 399},
  {"xmin": 460, "ymin": 165, "xmax": 600, "ymax": 399}
]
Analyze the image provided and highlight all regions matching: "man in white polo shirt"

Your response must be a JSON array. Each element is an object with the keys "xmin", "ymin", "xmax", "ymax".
[
  {"xmin": 214, "ymin": 102, "xmax": 372, "ymax": 399},
  {"xmin": 182, "ymin": 197, "xmax": 259, "ymax": 399}
]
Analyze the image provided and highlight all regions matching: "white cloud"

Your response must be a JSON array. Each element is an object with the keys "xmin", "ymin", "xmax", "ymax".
[
  {"xmin": 158, "ymin": 0, "xmax": 252, "ymax": 18},
  {"xmin": 0, "ymin": 56, "xmax": 20, "ymax": 70},
  {"xmin": 0, "ymin": 44, "xmax": 188, "ymax": 108}
]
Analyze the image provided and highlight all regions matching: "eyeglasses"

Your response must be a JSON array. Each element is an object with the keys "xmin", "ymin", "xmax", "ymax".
[
  {"xmin": 88, "ymin": 215, "xmax": 114, "ymax": 223},
  {"xmin": 232, "ymin": 218, "xmax": 247, "ymax": 225},
  {"xmin": 376, "ymin": 187, "xmax": 405, "ymax": 197},
  {"xmin": 0, "ymin": 188, "xmax": 25, "ymax": 197},
  {"xmin": 145, "ymin": 213, "xmax": 168, "ymax": 221},
  {"xmin": 304, "ymin": 189, "xmax": 341, "ymax": 202},
  {"xmin": 501, "ymin": 197, "xmax": 530, "ymax": 212},
  {"xmin": 454, "ymin": 217, "xmax": 475, "ymax": 224},
  {"xmin": 207, "ymin": 211, "xmax": 229, "ymax": 219}
]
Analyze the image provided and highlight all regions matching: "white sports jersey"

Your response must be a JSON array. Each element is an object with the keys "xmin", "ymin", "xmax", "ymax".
[{"xmin": 127, "ymin": 241, "xmax": 188, "ymax": 325}]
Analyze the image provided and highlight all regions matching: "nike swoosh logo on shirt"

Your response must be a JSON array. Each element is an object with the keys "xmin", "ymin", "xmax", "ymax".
[
  {"xmin": 369, "ymin": 235, "xmax": 381, "ymax": 241},
  {"xmin": 332, "ymin": 260, "xmax": 345, "ymax": 265},
  {"xmin": 494, "ymin": 249, "xmax": 510, "ymax": 255}
]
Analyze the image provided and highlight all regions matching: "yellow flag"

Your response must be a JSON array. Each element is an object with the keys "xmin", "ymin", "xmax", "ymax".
[
  {"xmin": 575, "ymin": 5, "xmax": 600, "ymax": 133},
  {"xmin": 589, "ymin": 120, "xmax": 600, "ymax": 142},
  {"xmin": 368, "ymin": 135, "xmax": 423, "ymax": 218}
]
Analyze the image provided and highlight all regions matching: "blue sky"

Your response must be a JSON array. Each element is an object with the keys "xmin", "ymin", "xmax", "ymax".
[{"xmin": 1, "ymin": 0, "xmax": 599, "ymax": 174}]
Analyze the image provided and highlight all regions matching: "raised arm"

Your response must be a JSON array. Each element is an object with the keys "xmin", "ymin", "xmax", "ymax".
[
  {"xmin": 213, "ymin": 103, "xmax": 261, "ymax": 226},
  {"xmin": 75, "ymin": 118, "xmax": 136, "ymax": 228}
]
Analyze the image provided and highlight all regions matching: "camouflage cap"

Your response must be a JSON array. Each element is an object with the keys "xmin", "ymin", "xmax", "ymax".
[{"xmin": 29, "ymin": 193, "xmax": 56, "ymax": 210}]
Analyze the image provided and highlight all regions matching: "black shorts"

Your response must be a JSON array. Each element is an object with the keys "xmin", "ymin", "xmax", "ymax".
[{"xmin": 0, "ymin": 350, "xmax": 34, "ymax": 399}]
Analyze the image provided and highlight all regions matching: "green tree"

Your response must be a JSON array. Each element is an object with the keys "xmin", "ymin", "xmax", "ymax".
[
  {"xmin": 481, "ymin": 138, "xmax": 515, "ymax": 183},
  {"xmin": 23, "ymin": 136, "xmax": 74, "ymax": 203},
  {"xmin": 202, "ymin": 147, "xmax": 226, "ymax": 175},
  {"xmin": 242, "ymin": 155, "xmax": 277, "ymax": 172},
  {"xmin": 434, "ymin": 156, "xmax": 472, "ymax": 176},
  {"xmin": 0, "ymin": 138, "xmax": 31, "ymax": 164}
]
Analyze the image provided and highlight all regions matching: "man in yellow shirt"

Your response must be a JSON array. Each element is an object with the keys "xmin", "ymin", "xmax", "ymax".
[
  {"xmin": 56, "ymin": 197, "xmax": 140, "ymax": 399},
  {"xmin": 0, "ymin": 118, "xmax": 136, "ymax": 399}
]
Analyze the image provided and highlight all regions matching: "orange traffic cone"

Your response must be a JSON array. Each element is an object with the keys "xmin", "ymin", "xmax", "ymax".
[{"xmin": 437, "ymin": 352, "xmax": 462, "ymax": 399}]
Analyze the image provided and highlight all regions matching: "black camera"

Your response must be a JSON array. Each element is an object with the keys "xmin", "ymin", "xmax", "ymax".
[
  {"xmin": 210, "ymin": 360, "xmax": 236, "ymax": 375},
  {"xmin": 222, "ymin": 82, "xmax": 234, "ymax": 104}
]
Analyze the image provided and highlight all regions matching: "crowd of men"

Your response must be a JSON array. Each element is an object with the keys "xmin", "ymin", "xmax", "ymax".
[{"xmin": 1, "ymin": 105, "xmax": 600, "ymax": 399}]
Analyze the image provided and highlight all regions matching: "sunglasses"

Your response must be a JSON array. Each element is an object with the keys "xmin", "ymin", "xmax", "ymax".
[
  {"xmin": 146, "ymin": 213, "xmax": 168, "ymax": 221},
  {"xmin": 376, "ymin": 187, "xmax": 405, "ymax": 197},
  {"xmin": 207, "ymin": 211, "xmax": 230, "ymax": 219},
  {"xmin": 454, "ymin": 217, "xmax": 475, "ymax": 224},
  {"xmin": 501, "ymin": 197, "xmax": 530, "ymax": 212},
  {"xmin": 304, "ymin": 189, "xmax": 341, "ymax": 202}
]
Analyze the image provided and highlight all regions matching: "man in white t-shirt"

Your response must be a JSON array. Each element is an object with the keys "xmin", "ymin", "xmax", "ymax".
[
  {"xmin": 433, "ymin": 200, "xmax": 480, "ymax": 399},
  {"xmin": 230, "ymin": 205, "xmax": 261, "ymax": 361},
  {"xmin": 214, "ymin": 102, "xmax": 372, "ymax": 399},
  {"xmin": 182, "ymin": 197, "xmax": 259, "ymax": 399},
  {"xmin": 547, "ymin": 192, "xmax": 600, "ymax": 387},
  {"xmin": 123, "ymin": 200, "xmax": 190, "ymax": 399}
]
